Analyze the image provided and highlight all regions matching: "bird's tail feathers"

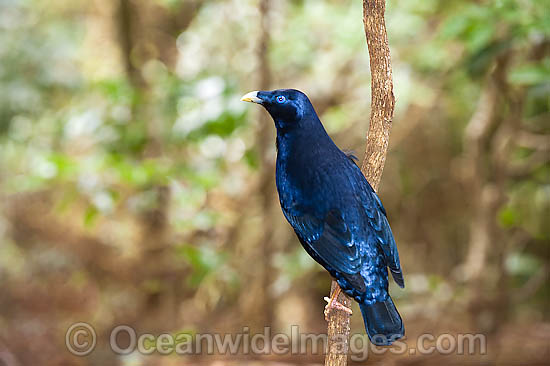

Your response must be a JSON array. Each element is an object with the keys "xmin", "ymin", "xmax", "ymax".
[{"xmin": 359, "ymin": 296, "xmax": 404, "ymax": 346}]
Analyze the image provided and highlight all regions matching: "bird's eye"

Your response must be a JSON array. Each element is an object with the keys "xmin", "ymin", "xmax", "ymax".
[{"xmin": 276, "ymin": 95, "xmax": 286, "ymax": 103}]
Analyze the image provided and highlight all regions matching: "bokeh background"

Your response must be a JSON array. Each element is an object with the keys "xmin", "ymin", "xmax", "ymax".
[{"xmin": 0, "ymin": 0, "xmax": 548, "ymax": 365}]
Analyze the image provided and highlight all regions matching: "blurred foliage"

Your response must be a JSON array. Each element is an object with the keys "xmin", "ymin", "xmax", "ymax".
[{"xmin": 0, "ymin": 0, "xmax": 548, "ymax": 365}]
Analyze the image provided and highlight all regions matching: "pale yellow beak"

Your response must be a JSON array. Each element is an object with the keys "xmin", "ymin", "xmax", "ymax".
[{"xmin": 240, "ymin": 91, "xmax": 262, "ymax": 104}]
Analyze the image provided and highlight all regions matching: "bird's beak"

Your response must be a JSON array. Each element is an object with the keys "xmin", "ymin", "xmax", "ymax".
[{"xmin": 240, "ymin": 91, "xmax": 263, "ymax": 104}]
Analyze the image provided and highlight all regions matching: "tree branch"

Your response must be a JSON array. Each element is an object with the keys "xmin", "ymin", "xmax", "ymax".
[
  {"xmin": 360, "ymin": 0, "xmax": 395, "ymax": 190},
  {"xmin": 325, "ymin": 1, "xmax": 395, "ymax": 365}
]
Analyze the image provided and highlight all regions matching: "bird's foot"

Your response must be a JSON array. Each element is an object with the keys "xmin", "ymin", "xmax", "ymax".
[{"xmin": 323, "ymin": 296, "xmax": 353, "ymax": 321}]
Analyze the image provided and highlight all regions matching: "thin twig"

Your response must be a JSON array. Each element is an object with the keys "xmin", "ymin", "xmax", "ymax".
[{"xmin": 325, "ymin": 1, "xmax": 395, "ymax": 365}]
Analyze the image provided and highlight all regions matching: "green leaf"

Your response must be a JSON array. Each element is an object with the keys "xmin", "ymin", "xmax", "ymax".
[
  {"xmin": 498, "ymin": 206, "xmax": 517, "ymax": 228},
  {"xmin": 84, "ymin": 205, "xmax": 99, "ymax": 228},
  {"xmin": 176, "ymin": 244, "xmax": 226, "ymax": 287}
]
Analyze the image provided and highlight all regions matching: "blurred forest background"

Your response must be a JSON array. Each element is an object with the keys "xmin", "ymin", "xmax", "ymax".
[{"xmin": 0, "ymin": 0, "xmax": 548, "ymax": 365}]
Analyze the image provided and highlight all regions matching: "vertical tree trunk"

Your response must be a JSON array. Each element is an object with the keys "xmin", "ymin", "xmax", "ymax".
[
  {"xmin": 116, "ymin": 0, "xmax": 143, "ymax": 87},
  {"xmin": 257, "ymin": 0, "xmax": 276, "ymax": 328},
  {"xmin": 325, "ymin": 1, "xmax": 395, "ymax": 365},
  {"xmin": 238, "ymin": 0, "xmax": 276, "ymax": 329}
]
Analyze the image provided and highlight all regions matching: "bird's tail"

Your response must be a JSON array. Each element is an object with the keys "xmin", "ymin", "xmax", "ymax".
[{"xmin": 359, "ymin": 296, "xmax": 404, "ymax": 346}]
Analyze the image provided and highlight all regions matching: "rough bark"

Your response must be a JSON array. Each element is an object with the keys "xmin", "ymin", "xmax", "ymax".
[
  {"xmin": 325, "ymin": 1, "xmax": 395, "ymax": 365},
  {"xmin": 359, "ymin": 0, "xmax": 395, "ymax": 190}
]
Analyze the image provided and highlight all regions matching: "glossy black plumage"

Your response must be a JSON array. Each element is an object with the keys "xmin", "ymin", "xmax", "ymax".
[{"xmin": 242, "ymin": 89, "xmax": 405, "ymax": 345}]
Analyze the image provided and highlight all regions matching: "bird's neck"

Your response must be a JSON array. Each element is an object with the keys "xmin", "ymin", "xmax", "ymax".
[{"xmin": 275, "ymin": 115, "xmax": 335, "ymax": 163}]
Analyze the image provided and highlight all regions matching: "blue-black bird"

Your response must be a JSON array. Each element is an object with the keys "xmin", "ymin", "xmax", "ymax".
[{"xmin": 241, "ymin": 89, "xmax": 404, "ymax": 346}]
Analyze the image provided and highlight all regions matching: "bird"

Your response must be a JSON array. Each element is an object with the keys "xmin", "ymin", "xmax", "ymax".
[{"xmin": 241, "ymin": 88, "xmax": 405, "ymax": 346}]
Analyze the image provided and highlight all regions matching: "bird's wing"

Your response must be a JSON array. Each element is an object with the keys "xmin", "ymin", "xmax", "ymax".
[
  {"xmin": 283, "ymin": 206, "xmax": 362, "ymax": 276},
  {"xmin": 359, "ymin": 179, "xmax": 405, "ymax": 288}
]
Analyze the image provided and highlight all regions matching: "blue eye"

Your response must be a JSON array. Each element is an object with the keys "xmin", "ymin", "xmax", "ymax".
[{"xmin": 276, "ymin": 95, "xmax": 286, "ymax": 103}]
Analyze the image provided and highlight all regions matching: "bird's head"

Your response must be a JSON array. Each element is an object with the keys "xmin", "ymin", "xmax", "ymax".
[{"xmin": 241, "ymin": 89, "xmax": 313, "ymax": 129}]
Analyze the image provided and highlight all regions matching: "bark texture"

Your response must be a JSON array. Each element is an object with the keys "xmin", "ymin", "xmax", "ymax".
[
  {"xmin": 360, "ymin": 0, "xmax": 395, "ymax": 190},
  {"xmin": 325, "ymin": 1, "xmax": 395, "ymax": 365}
]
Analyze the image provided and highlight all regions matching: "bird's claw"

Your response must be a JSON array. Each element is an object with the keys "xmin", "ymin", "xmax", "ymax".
[{"xmin": 323, "ymin": 296, "xmax": 353, "ymax": 321}]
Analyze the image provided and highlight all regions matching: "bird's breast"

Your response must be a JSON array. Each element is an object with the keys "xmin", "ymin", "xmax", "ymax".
[
  {"xmin": 274, "ymin": 132, "xmax": 358, "ymax": 212},
  {"xmin": 276, "ymin": 158, "xmax": 347, "ymax": 215}
]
